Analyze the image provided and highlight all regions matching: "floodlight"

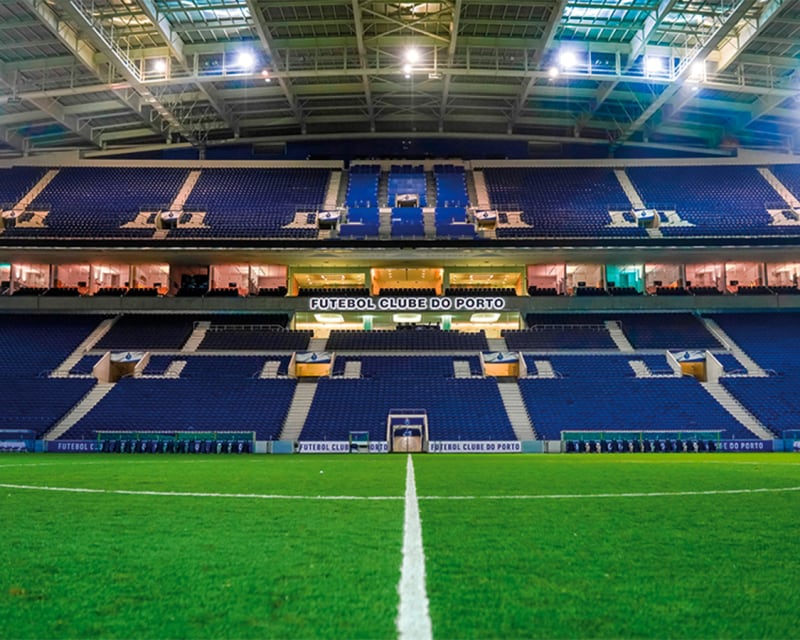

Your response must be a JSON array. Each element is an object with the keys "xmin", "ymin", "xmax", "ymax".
[
  {"xmin": 405, "ymin": 48, "xmax": 420, "ymax": 64},
  {"xmin": 153, "ymin": 59, "xmax": 167, "ymax": 73},
  {"xmin": 403, "ymin": 63, "xmax": 413, "ymax": 74},
  {"xmin": 646, "ymin": 56, "xmax": 665, "ymax": 74},
  {"xmin": 559, "ymin": 50, "xmax": 577, "ymax": 69},
  {"xmin": 548, "ymin": 66, "xmax": 560, "ymax": 79},
  {"xmin": 236, "ymin": 51, "xmax": 255, "ymax": 70}
]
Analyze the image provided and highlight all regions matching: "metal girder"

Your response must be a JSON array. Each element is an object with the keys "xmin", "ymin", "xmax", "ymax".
[
  {"xmin": 18, "ymin": 0, "xmax": 167, "ymax": 145},
  {"xmin": 508, "ymin": 0, "xmax": 568, "ymax": 131},
  {"xmin": 46, "ymin": 0, "xmax": 202, "ymax": 145},
  {"xmin": 715, "ymin": 0, "xmax": 788, "ymax": 73},
  {"xmin": 613, "ymin": 0, "xmax": 762, "ymax": 147},
  {"xmin": 133, "ymin": 0, "xmax": 234, "ymax": 132},
  {"xmin": 0, "ymin": 124, "xmax": 28, "ymax": 153},
  {"xmin": 0, "ymin": 61, "xmax": 103, "ymax": 148},
  {"xmin": 439, "ymin": 0, "xmax": 462, "ymax": 132},
  {"xmin": 351, "ymin": 0, "xmax": 375, "ymax": 130},
  {"xmin": 628, "ymin": 0, "xmax": 681, "ymax": 72},
  {"xmin": 244, "ymin": 0, "xmax": 305, "ymax": 131}
]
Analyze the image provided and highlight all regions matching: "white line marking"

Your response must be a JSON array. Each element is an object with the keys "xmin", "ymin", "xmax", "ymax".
[
  {"xmin": 1, "ymin": 483, "xmax": 799, "ymax": 502},
  {"xmin": 396, "ymin": 455, "xmax": 433, "ymax": 640},
  {"xmin": 0, "ymin": 484, "xmax": 401, "ymax": 500}
]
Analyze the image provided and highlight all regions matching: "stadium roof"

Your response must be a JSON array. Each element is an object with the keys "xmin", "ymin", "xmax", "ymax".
[{"xmin": 0, "ymin": 0, "xmax": 798, "ymax": 158}]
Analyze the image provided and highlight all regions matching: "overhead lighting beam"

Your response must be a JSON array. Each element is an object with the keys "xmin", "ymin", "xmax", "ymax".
[
  {"xmin": 351, "ymin": 0, "xmax": 375, "ymax": 130},
  {"xmin": 244, "ymin": 0, "xmax": 305, "ymax": 131},
  {"xmin": 439, "ymin": 0, "xmax": 462, "ymax": 132}
]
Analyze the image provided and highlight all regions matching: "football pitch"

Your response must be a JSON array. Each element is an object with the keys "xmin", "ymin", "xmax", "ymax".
[{"xmin": 1, "ymin": 453, "xmax": 800, "ymax": 639}]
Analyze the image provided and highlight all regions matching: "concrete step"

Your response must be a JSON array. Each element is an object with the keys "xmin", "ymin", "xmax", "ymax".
[
  {"xmin": 44, "ymin": 382, "xmax": 116, "ymax": 440},
  {"xmin": 497, "ymin": 381, "xmax": 536, "ymax": 440},
  {"xmin": 701, "ymin": 381, "xmax": 775, "ymax": 439},
  {"xmin": 51, "ymin": 317, "xmax": 118, "ymax": 377},
  {"xmin": 280, "ymin": 381, "xmax": 319, "ymax": 441}
]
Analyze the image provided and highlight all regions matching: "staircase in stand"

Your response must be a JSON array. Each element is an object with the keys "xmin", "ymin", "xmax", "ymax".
[
  {"xmin": 279, "ymin": 380, "xmax": 318, "ymax": 441},
  {"xmin": 44, "ymin": 382, "xmax": 116, "ymax": 441},
  {"xmin": 470, "ymin": 169, "xmax": 491, "ymax": 209},
  {"xmin": 613, "ymin": 169, "xmax": 645, "ymax": 210},
  {"xmin": 701, "ymin": 381, "xmax": 775, "ymax": 440},
  {"xmin": 12, "ymin": 169, "xmax": 60, "ymax": 212},
  {"xmin": 700, "ymin": 318, "xmax": 767, "ymax": 376},
  {"xmin": 51, "ymin": 317, "xmax": 118, "ymax": 378},
  {"xmin": 182, "ymin": 321, "xmax": 210, "ymax": 352},
  {"xmin": 497, "ymin": 381, "xmax": 536, "ymax": 440},
  {"xmin": 605, "ymin": 320, "xmax": 634, "ymax": 352}
]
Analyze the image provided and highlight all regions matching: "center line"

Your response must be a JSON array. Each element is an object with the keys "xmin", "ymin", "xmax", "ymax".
[{"xmin": 397, "ymin": 454, "xmax": 433, "ymax": 640}]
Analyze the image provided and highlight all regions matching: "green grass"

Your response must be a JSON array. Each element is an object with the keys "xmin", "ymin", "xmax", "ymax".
[{"xmin": 1, "ymin": 453, "xmax": 800, "ymax": 639}]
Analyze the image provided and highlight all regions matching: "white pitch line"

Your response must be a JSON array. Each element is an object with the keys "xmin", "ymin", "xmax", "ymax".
[
  {"xmin": 1, "ymin": 483, "xmax": 800, "ymax": 502},
  {"xmin": 396, "ymin": 455, "xmax": 433, "ymax": 640},
  {"xmin": 0, "ymin": 484, "xmax": 402, "ymax": 500}
]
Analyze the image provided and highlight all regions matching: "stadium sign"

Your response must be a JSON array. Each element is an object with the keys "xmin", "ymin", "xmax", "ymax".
[
  {"xmin": 298, "ymin": 441, "xmax": 389, "ymax": 453},
  {"xmin": 428, "ymin": 441, "xmax": 522, "ymax": 453},
  {"xmin": 309, "ymin": 296, "xmax": 505, "ymax": 312},
  {"xmin": 716, "ymin": 440, "xmax": 774, "ymax": 452},
  {"xmin": 46, "ymin": 440, "xmax": 104, "ymax": 453}
]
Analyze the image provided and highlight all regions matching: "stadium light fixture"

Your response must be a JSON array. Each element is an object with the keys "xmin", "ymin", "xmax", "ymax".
[
  {"xmin": 403, "ymin": 63, "xmax": 413, "ymax": 74},
  {"xmin": 645, "ymin": 56, "xmax": 665, "ymax": 75},
  {"xmin": 405, "ymin": 48, "xmax": 420, "ymax": 64},
  {"xmin": 153, "ymin": 59, "xmax": 167, "ymax": 74},
  {"xmin": 558, "ymin": 50, "xmax": 578, "ymax": 69},
  {"xmin": 548, "ymin": 66, "xmax": 560, "ymax": 79},
  {"xmin": 236, "ymin": 51, "xmax": 256, "ymax": 70}
]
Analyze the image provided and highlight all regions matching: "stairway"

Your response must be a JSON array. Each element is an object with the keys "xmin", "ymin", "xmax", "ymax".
[
  {"xmin": 12, "ymin": 169, "xmax": 59, "ymax": 211},
  {"xmin": 700, "ymin": 318, "xmax": 767, "ymax": 376},
  {"xmin": 486, "ymin": 337, "xmax": 508, "ymax": 351},
  {"xmin": 343, "ymin": 360, "xmax": 362, "ymax": 378},
  {"xmin": 379, "ymin": 207, "xmax": 392, "ymax": 238},
  {"xmin": 182, "ymin": 321, "xmax": 210, "ymax": 352},
  {"xmin": 757, "ymin": 167, "xmax": 800, "ymax": 208},
  {"xmin": 378, "ymin": 170, "xmax": 389, "ymax": 206},
  {"xmin": 423, "ymin": 208, "xmax": 436, "ymax": 239},
  {"xmin": 279, "ymin": 381, "xmax": 318, "ymax": 441},
  {"xmin": 453, "ymin": 360, "xmax": 474, "ymax": 378},
  {"xmin": 170, "ymin": 170, "xmax": 201, "ymax": 210},
  {"xmin": 324, "ymin": 170, "xmax": 342, "ymax": 209},
  {"xmin": 259, "ymin": 360, "xmax": 282, "ymax": 378},
  {"xmin": 605, "ymin": 320, "xmax": 634, "ymax": 352},
  {"xmin": 613, "ymin": 169, "xmax": 645, "ymax": 210},
  {"xmin": 470, "ymin": 169, "xmax": 491, "ymax": 209},
  {"xmin": 308, "ymin": 337, "xmax": 328, "ymax": 351},
  {"xmin": 497, "ymin": 381, "xmax": 536, "ymax": 440},
  {"xmin": 50, "ymin": 317, "xmax": 118, "ymax": 378},
  {"xmin": 533, "ymin": 360, "xmax": 556, "ymax": 378},
  {"xmin": 701, "ymin": 381, "xmax": 775, "ymax": 440},
  {"xmin": 425, "ymin": 171, "xmax": 437, "ymax": 206},
  {"xmin": 44, "ymin": 382, "xmax": 116, "ymax": 441}
]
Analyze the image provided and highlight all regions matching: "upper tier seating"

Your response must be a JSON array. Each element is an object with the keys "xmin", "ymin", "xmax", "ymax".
[
  {"xmin": 326, "ymin": 329, "xmax": 489, "ymax": 351},
  {"xmin": 0, "ymin": 166, "xmax": 48, "ymax": 207},
  {"xmin": 770, "ymin": 165, "xmax": 800, "ymax": 204},
  {"xmin": 16, "ymin": 167, "xmax": 188, "ymax": 238},
  {"xmin": 346, "ymin": 165, "xmax": 380, "ymax": 208},
  {"xmin": 388, "ymin": 165, "xmax": 427, "ymax": 207},
  {"xmin": 180, "ymin": 168, "xmax": 328, "ymax": 238},
  {"xmin": 434, "ymin": 165, "xmax": 469, "ymax": 207},
  {"xmin": 484, "ymin": 167, "xmax": 646, "ymax": 238},
  {"xmin": 198, "ymin": 329, "xmax": 312, "ymax": 351},
  {"xmin": 626, "ymin": 166, "xmax": 779, "ymax": 236}
]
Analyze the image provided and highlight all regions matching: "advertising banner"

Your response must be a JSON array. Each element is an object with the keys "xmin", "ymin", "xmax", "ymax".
[
  {"xmin": 45, "ymin": 440, "xmax": 105, "ymax": 453},
  {"xmin": 716, "ymin": 440, "xmax": 774, "ymax": 452},
  {"xmin": 297, "ymin": 441, "xmax": 389, "ymax": 453},
  {"xmin": 428, "ymin": 441, "xmax": 522, "ymax": 453}
]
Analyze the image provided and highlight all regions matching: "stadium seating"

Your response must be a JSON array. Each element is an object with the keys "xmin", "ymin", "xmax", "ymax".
[
  {"xmin": 181, "ymin": 168, "xmax": 328, "ymax": 238},
  {"xmin": 484, "ymin": 167, "xmax": 646, "ymax": 237},
  {"xmin": 0, "ymin": 166, "xmax": 48, "ymax": 207},
  {"xmin": 326, "ymin": 329, "xmax": 489, "ymax": 351},
  {"xmin": 626, "ymin": 166, "xmax": 778, "ymax": 235}
]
